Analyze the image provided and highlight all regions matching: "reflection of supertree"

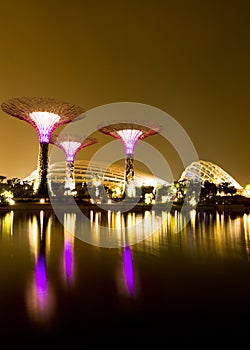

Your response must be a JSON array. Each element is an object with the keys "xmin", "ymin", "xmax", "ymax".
[
  {"xmin": 26, "ymin": 211, "xmax": 56, "ymax": 322},
  {"xmin": 99, "ymin": 123, "xmax": 159, "ymax": 197},
  {"xmin": 35, "ymin": 251, "xmax": 48, "ymax": 310},
  {"xmin": 123, "ymin": 245, "xmax": 135, "ymax": 297},
  {"xmin": 64, "ymin": 235, "xmax": 74, "ymax": 285},
  {"xmin": 1, "ymin": 97, "xmax": 85, "ymax": 197},
  {"xmin": 62, "ymin": 213, "xmax": 76, "ymax": 286},
  {"xmin": 35, "ymin": 211, "xmax": 49, "ymax": 307},
  {"xmin": 50, "ymin": 134, "xmax": 97, "ymax": 194}
]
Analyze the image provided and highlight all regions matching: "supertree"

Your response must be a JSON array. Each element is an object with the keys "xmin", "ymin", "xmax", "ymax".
[
  {"xmin": 98, "ymin": 123, "xmax": 159, "ymax": 198},
  {"xmin": 50, "ymin": 133, "xmax": 97, "ymax": 194},
  {"xmin": 1, "ymin": 97, "xmax": 85, "ymax": 197}
]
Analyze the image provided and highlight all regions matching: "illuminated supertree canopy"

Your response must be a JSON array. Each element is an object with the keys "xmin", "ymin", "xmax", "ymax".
[
  {"xmin": 1, "ymin": 97, "xmax": 85, "ymax": 197},
  {"xmin": 99, "ymin": 123, "xmax": 159, "ymax": 155},
  {"xmin": 1, "ymin": 97, "xmax": 85, "ymax": 143},
  {"xmin": 50, "ymin": 134, "xmax": 97, "ymax": 194},
  {"xmin": 99, "ymin": 123, "xmax": 159, "ymax": 197},
  {"xmin": 50, "ymin": 134, "xmax": 97, "ymax": 162}
]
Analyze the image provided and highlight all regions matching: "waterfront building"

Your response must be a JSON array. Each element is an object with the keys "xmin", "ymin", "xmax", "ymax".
[
  {"xmin": 24, "ymin": 159, "xmax": 168, "ymax": 195},
  {"xmin": 180, "ymin": 160, "xmax": 242, "ymax": 191}
]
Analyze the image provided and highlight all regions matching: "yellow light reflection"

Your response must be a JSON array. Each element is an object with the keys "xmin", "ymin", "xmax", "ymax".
[
  {"xmin": 28, "ymin": 215, "xmax": 39, "ymax": 261},
  {"xmin": 2, "ymin": 211, "xmax": 14, "ymax": 236},
  {"xmin": 243, "ymin": 213, "xmax": 250, "ymax": 261}
]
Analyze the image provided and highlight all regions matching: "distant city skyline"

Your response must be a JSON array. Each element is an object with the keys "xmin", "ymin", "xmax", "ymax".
[{"xmin": 0, "ymin": 1, "xmax": 250, "ymax": 186}]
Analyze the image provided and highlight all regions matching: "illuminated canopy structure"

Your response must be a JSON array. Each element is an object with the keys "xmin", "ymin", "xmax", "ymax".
[
  {"xmin": 50, "ymin": 134, "xmax": 97, "ymax": 193},
  {"xmin": 98, "ymin": 123, "xmax": 159, "ymax": 197},
  {"xmin": 179, "ymin": 160, "xmax": 242, "ymax": 190},
  {"xmin": 1, "ymin": 97, "xmax": 85, "ymax": 197}
]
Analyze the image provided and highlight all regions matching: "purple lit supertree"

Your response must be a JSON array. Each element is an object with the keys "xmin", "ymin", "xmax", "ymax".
[
  {"xmin": 98, "ymin": 123, "xmax": 159, "ymax": 197},
  {"xmin": 1, "ymin": 97, "xmax": 85, "ymax": 197},
  {"xmin": 50, "ymin": 134, "xmax": 97, "ymax": 194}
]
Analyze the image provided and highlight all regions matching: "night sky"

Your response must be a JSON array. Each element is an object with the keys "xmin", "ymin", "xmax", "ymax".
[{"xmin": 0, "ymin": 0, "xmax": 250, "ymax": 186}]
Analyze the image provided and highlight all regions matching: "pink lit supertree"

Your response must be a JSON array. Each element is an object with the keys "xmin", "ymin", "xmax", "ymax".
[
  {"xmin": 98, "ymin": 123, "xmax": 159, "ymax": 197},
  {"xmin": 1, "ymin": 97, "xmax": 85, "ymax": 197},
  {"xmin": 50, "ymin": 134, "xmax": 97, "ymax": 194}
]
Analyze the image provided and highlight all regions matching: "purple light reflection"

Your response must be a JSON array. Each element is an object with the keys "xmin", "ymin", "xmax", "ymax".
[
  {"xmin": 123, "ymin": 245, "xmax": 135, "ymax": 297},
  {"xmin": 64, "ymin": 237, "xmax": 73, "ymax": 285},
  {"xmin": 35, "ymin": 252, "xmax": 47, "ymax": 306}
]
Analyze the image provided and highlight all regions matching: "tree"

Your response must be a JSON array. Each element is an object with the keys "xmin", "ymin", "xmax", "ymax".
[
  {"xmin": 185, "ymin": 179, "xmax": 202, "ymax": 204},
  {"xmin": 173, "ymin": 180, "xmax": 187, "ymax": 201},
  {"xmin": 218, "ymin": 182, "xmax": 237, "ymax": 196},
  {"xmin": 0, "ymin": 176, "xmax": 6, "ymax": 183},
  {"xmin": 200, "ymin": 180, "xmax": 218, "ymax": 199}
]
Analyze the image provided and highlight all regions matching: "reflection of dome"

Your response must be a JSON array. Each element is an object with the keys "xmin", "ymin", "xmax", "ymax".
[
  {"xmin": 179, "ymin": 160, "xmax": 242, "ymax": 190},
  {"xmin": 23, "ymin": 160, "xmax": 168, "ymax": 188}
]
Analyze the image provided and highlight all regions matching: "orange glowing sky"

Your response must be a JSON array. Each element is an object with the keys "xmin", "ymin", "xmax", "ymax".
[{"xmin": 0, "ymin": 0, "xmax": 250, "ymax": 186}]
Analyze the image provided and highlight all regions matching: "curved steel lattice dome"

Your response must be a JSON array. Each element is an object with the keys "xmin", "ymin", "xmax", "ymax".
[
  {"xmin": 179, "ymin": 160, "xmax": 242, "ymax": 190},
  {"xmin": 24, "ymin": 160, "xmax": 168, "ymax": 189}
]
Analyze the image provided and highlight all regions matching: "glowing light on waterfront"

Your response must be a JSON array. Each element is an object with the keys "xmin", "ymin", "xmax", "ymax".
[{"xmin": 1, "ymin": 190, "xmax": 15, "ymax": 205}]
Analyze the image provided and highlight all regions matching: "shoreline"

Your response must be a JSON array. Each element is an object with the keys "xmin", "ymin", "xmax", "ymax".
[{"xmin": 0, "ymin": 201, "xmax": 249, "ymax": 214}]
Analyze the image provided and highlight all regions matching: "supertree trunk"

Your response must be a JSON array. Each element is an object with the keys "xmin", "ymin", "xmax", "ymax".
[
  {"xmin": 36, "ymin": 142, "xmax": 49, "ymax": 197},
  {"xmin": 125, "ymin": 154, "xmax": 136, "ymax": 197},
  {"xmin": 98, "ymin": 123, "xmax": 160, "ymax": 200},
  {"xmin": 65, "ymin": 161, "xmax": 75, "ymax": 195}
]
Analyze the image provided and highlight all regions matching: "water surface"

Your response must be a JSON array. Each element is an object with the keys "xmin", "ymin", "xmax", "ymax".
[{"xmin": 0, "ymin": 208, "xmax": 250, "ymax": 343}]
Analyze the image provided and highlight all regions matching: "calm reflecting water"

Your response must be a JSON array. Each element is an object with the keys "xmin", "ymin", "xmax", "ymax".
[{"xmin": 1, "ymin": 208, "xmax": 250, "ymax": 342}]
